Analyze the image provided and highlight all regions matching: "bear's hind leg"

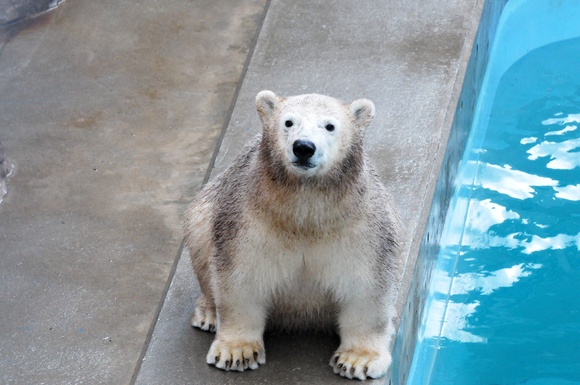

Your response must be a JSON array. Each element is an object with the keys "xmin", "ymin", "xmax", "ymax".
[{"xmin": 191, "ymin": 293, "xmax": 217, "ymax": 333}]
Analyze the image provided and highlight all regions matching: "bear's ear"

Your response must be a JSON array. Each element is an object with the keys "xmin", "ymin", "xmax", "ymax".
[
  {"xmin": 350, "ymin": 99, "xmax": 375, "ymax": 129},
  {"xmin": 256, "ymin": 90, "xmax": 279, "ymax": 123}
]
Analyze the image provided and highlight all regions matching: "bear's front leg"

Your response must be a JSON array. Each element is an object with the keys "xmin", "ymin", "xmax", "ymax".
[
  {"xmin": 331, "ymin": 298, "xmax": 395, "ymax": 380},
  {"xmin": 206, "ymin": 291, "xmax": 267, "ymax": 372}
]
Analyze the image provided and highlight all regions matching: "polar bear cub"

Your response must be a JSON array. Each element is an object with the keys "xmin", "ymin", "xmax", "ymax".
[{"xmin": 184, "ymin": 90, "xmax": 402, "ymax": 380}]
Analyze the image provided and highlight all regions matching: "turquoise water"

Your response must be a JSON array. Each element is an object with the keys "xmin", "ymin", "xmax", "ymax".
[{"xmin": 408, "ymin": 37, "xmax": 580, "ymax": 385}]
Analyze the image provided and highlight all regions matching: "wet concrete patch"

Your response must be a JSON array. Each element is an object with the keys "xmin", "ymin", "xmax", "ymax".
[
  {"xmin": 0, "ymin": 140, "xmax": 13, "ymax": 203},
  {"xmin": 0, "ymin": 0, "xmax": 64, "ymax": 26}
]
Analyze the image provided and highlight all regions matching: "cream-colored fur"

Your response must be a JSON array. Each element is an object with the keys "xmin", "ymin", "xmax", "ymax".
[{"xmin": 184, "ymin": 91, "xmax": 402, "ymax": 380}]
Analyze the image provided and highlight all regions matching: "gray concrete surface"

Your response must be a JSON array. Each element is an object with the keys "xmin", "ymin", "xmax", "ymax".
[
  {"xmin": 136, "ymin": 0, "xmax": 482, "ymax": 384},
  {"xmin": 0, "ymin": 1, "xmax": 266, "ymax": 383}
]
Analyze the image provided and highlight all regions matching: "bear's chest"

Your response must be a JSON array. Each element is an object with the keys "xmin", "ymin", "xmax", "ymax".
[{"xmin": 235, "ymin": 212, "xmax": 375, "ymax": 299}]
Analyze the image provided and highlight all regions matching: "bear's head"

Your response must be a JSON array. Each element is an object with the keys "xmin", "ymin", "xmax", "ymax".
[{"xmin": 255, "ymin": 90, "xmax": 375, "ymax": 181}]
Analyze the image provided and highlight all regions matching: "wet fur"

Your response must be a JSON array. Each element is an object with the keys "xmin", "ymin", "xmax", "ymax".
[{"xmin": 185, "ymin": 91, "xmax": 402, "ymax": 379}]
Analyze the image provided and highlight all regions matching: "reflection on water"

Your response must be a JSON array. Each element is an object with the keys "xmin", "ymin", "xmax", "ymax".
[
  {"xmin": 449, "ymin": 263, "xmax": 542, "ymax": 296},
  {"xmin": 527, "ymin": 137, "xmax": 580, "ymax": 170},
  {"xmin": 476, "ymin": 162, "xmax": 557, "ymax": 199},
  {"xmin": 555, "ymin": 184, "xmax": 580, "ymax": 201},
  {"xmin": 413, "ymin": 38, "xmax": 580, "ymax": 384}
]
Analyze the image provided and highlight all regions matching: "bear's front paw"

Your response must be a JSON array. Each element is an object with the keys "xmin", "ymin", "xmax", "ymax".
[
  {"xmin": 207, "ymin": 338, "xmax": 266, "ymax": 371},
  {"xmin": 330, "ymin": 346, "xmax": 391, "ymax": 380}
]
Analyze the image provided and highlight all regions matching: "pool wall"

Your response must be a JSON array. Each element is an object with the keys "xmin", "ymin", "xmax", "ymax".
[{"xmin": 391, "ymin": 1, "xmax": 508, "ymax": 383}]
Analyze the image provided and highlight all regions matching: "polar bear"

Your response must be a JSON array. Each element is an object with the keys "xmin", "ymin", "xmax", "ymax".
[{"xmin": 184, "ymin": 90, "xmax": 402, "ymax": 380}]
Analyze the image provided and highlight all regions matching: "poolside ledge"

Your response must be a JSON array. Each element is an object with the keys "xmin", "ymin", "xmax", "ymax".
[{"xmin": 136, "ymin": 0, "xmax": 485, "ymax": 384}]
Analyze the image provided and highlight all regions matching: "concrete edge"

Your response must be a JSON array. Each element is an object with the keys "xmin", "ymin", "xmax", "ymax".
[
  {"xmin": 389, "ymin": 0, "xmax": 486, "ymax": 381},
  {"xmin": 396, "ymin": 1, "xmax": 485, "ymax": 303},
  {"xmin": 391, "ymin": 0, "xmax": 512, "ymax": 383},
  {"xmin": 392, "ymin": 0, "xmax": 488, "ymax": 379}
]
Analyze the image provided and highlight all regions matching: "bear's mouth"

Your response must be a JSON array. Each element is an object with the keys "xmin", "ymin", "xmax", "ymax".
[{"xmin": 292, "ymin": 160, "xmax": 315, "ymax": 170}]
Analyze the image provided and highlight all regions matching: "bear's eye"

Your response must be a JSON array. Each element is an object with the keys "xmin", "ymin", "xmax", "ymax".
[
  {"xmin": 285, "ymin": 120, "xmax": 293, "ymax": 128},
  {"xmin": 325, "ymin": 123, "xmax": 335, "ymax": 132}
]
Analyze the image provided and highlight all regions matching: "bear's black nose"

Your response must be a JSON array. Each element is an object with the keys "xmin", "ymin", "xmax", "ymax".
[{"xmin": 293, "ymin": 140, "xmax": 316, "ymax": 161}]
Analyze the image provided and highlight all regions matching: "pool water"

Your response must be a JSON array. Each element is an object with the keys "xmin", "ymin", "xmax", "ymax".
[{"xmin": 407, "ymin": 37, "xmax": 580, "ymax": 385}]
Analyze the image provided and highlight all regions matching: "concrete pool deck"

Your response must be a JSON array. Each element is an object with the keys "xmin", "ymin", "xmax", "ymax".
[{"xmin": 0, "ymin": 0, "xmax": 482, "ymax": 383}]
